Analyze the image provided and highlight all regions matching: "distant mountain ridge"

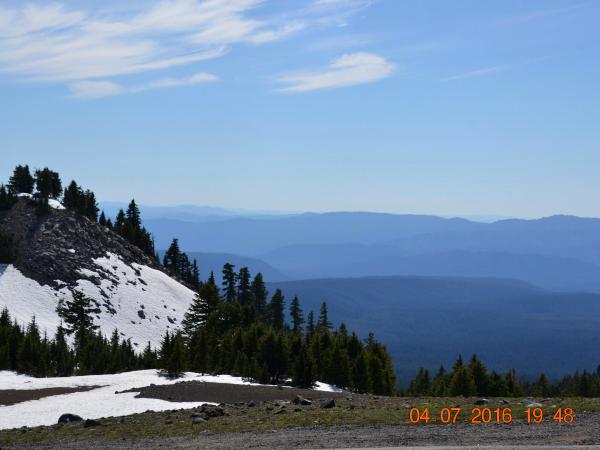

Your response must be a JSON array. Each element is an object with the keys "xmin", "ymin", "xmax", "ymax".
[{"xmin": 134, "ymin": 210, "xmax": 600, "ymax": 292}]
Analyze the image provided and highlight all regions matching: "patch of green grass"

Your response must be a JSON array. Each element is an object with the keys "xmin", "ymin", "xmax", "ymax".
[{"xmin": 1, "ymin": 396, "xmax": 599, "ymax": 446}]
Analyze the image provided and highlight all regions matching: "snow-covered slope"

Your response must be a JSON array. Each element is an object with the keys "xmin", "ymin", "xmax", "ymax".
[{"xmin": 0, "ymin": 252, "xmax": 196, "ymax": 349}]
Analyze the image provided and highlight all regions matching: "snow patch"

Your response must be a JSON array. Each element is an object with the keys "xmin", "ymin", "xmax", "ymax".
[
  {"xmin": 0, "ymin": 253, "xmax": 197, "ymax": 349},
  {"xmin": 48, "ymin": 198, "xmax": 65, "ymax": 210},
  {"xmin": 0, "ymin": 370, "xmax": 343, "ymax": 429}
]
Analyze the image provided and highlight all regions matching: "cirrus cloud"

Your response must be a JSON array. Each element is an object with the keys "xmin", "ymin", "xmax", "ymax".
[{"xmin": 277, "ymin": 52, "xmax": 395, "ymax": 93}]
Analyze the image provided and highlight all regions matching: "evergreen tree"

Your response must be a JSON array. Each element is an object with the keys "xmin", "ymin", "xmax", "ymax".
[
  {"xmin": 448, "ymin": 364, "xmax": 476, "ymax": 396},
  {"xmin": 99, "ymin": 211, "xmax": 107, "ymax": 226},
  {"xmin": 270, "ymin": 289, "xmax": 285, "ymax": 330},
  {"xmin": 222, "ymin": 263, "xmax": 237, "ymax": 303},
  {"xmin": 469, "ymin": 354, "xmax": 489, "ymax": 396},
  {"xmin": 0, "ymin": 184, "xmax": 17, "ymax": 210},
  {"xmin": 292, "ymin": 344, "xmax": 314, "ymax": 388},
  {"xmin": 532, "ymin": 373, "xmax": 550, "ymax": 397},
  {"xmin": 181, "ymin": 291, "xmax": 213, "ymax": 338},
  {"xmin": 163, "ymin": 332, "xmax": 187, "ymax": 378},
  {"xmin": 408, "ymin": 368, "xmax": 431, "ymax": 396},
  {"xmin": 429, "ymin": 366, "xmax": 448, "ymax": 396},
  {"xmin": 237, "ymin": 267, "xmax": 253, "ymax": 306},
  {"xmin": 56, "ymin": 291, "xmax": 99, "ymax": 352},
  {"xmin": 289, "ymin": 296, "xmax": 304, "ymax": 334},
  {"xmin": 163, "ymin": 239, "xmax": 181, "ymax": 273},
  {"xmin": 251, "ymin": 273, "xmax": 268, "ymax": 317},
  {"xmin": 8, "ymin": 165, "xmax": 34, "ymax": 194},
  {"xmin": 34, "ymin": 168, "xmax": 62, "ymax": 198},
  {"xmin": 51, "ymin": 324, "xmax": 73, "ymax": 376},
  {"xmin": 318, "ymin": 302, "xmax": 332, "ymax": 331}
]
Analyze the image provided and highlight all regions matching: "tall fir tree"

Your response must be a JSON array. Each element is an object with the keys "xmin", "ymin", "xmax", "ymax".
[
  {"xmin": 8, "ymin": 165, "xmax": 34, "ymax": 194},
  {"xmin": 289, "ymin": 296, "xmax": 304, "ymax": 334},
  {"xmin": 318, "ymin": 302, "xmax": 332, "ymax": 331},
  {"xmin": 270, "ymin": 289, "xmax": 285, "ymax": 330},
  {"xmin": 221, "ymin": 263, "xmax": 237, "ymax": 303}
]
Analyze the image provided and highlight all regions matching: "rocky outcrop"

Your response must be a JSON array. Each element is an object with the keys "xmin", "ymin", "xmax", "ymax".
[{"xmin": 0, "ymin": 198, "xmax": 157, "ymax": 288}]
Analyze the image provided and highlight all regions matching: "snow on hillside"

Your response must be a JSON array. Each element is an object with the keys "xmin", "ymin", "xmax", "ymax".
[
  {"xmin": 0, "ymin": 252, "xmax": 196, "ymax": 349},
  {"xmin": 0, "ymin": 370, "xmax": 343, "ymax": 429}
]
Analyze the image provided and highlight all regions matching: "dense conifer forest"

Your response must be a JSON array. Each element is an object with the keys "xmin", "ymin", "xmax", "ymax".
[{"xmin": 405, "ymin": 354, "xmax": 600, "ymax": 397}]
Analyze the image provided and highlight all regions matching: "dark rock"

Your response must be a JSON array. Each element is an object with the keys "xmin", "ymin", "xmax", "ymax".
[
  {"xmin": 321, "ymin": 399, "xmax": 336, "ymax": 409},
  {"xmin": 293, "ymin": 395, "xmax": 312, "ymax": 406},
  {"xmin": 247, "ymin": 400, "xmax": 256, "ymax": 407},
  {"xmin": 58, "ymin": 413, "xmax": 83, "ymax": 424},
  {"xmin": 83, "ymin": 419, "xmax": 100, "ymax": 428},
  {"xmin": 137, "ymin": 310, "xmax": 146, "ymax": 319},
  {"xmin": 474, "ymin": 398, "xmax": 489, "ymax": 405},
  {"xmin": 200, "ymin": 404, "xmax": 225, "ymax": 418},
  {"xmin": 192, "ymin": 417, "xmax": 207, "ymax": 425}
]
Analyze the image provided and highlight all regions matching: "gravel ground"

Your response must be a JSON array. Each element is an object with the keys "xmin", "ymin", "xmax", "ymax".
[
  {"xmin": 6, "ymin": 417, "xmax": 600, "ymax": 449},
  {"xmin": 124, "ymin": 380, "xmax": 347, "ymax": 403},
  {"xmin": 0, "ymin": 387, "xmax": 99, "ymax": 407}
]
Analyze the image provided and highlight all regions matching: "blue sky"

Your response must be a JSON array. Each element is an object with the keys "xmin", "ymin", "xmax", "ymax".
[{"xmin": 2, "ymin": 0, "xmax": 599, "ymax": 218}]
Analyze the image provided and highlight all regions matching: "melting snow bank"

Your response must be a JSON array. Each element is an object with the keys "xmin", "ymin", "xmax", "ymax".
[
  {"xmin": 0, "ymin": 253, "xmax": 197, "ymax": 350},
  {"xmin": 0, "ymin": 370, "xmax": 342, "ymax": 430}
]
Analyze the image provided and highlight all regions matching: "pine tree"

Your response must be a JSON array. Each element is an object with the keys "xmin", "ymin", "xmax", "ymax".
[
  {"xmin": 292, "ymin": 344, "xmax": 314, "ymax": 388},
  {"xmin": 289, "ymin": 296, "xmax": 304, "ymax": 334},
  {"xmin": 237, "ymin": 267, "xmax": 252, "ymax": 306},
  {"xmin": 448, "ymin": 365, "xmax": 476, "ymax": 396},
  {"xmin": 126, "ymin": 199, "xmax": 142, "ymax": 230},
  {"xmin": 181, "ymin": 292, "xmax": 211, "ymax": 338},
  {"xmin": 469, "ymin": 354, "xmax": 488, "ymax": 396},
  {"xmin": 318, "ymin": 302, "xmax": 332, "ymax": 331},
  {"xmin": 51, "ymin": 324, "xmax": 73, "ymax": 376},
  {"xmin": 56, "ymin": 290, "xmax": 99, "ymax": 352},
  {"xmin": 222, "ymin": 263, "xmax": 237, "ymax": 303},
  {"xmin": 8, "ymin": 165, "xmax": 34, "ymax": 194},
  {"xmin": 34, "ymin": 168, "xmax": 62, "ymax": 198},
  {"xmin": 163, "ymin": 239, "xmax": 181, "ymax": 273},
  {"xmin": 98, "ymin": 211, "xmax": 107, "ymax": 227},
  {"xmin": 270, "ymin": 289, "xmax": 285, "ymax": 330},
  {"xmin": 251, "ymin": 273, "xmax": 268, "ymax": 317},
  {"xmin": 163, "ymin": 332, "xmax": 187, "ymax": 378},
  {"xmin": 0, "ymin": 184, "xmax": 16, "ymax": 210},
  {"xmin": 408, "ymin": 368, "xmax": 431, "ymax": 396}
]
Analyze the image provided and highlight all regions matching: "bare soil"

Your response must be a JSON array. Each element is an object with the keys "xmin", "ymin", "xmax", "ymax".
[
  {"xmin": 124, "ymin": 380, "xmax": 347, "ymax": 404},
  {"xmin": 0, "ymin": 386, "xmax": 99, "ymax": 406}
]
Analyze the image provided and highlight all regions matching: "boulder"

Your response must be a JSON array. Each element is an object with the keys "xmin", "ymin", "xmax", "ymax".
[
  {"xmin": 58, "ymin": 413, "xmax": 83, "ymax": 424},
  {"xmin": 192, "ymin": 417, "xmax": 207, "ymax": 425},
  {"xmin": 474, "ymin": 398, "xmax": 489, "ymax": 406},
  {"xmin": 321, "ymin": 399, "xmax": 336, "ymax": 409},
  {"xmin": 293, "ymin": 395, "xmax": 312, "ymax": 406}
]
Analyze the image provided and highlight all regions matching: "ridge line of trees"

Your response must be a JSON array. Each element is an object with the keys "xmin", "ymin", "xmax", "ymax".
[{"xmin": 406, "ymin": 354, "xmax": 600, "ymax": 397}]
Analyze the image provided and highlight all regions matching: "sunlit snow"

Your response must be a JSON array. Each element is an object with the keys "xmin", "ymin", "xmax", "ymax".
[{"xmin": 0, "ymin": 370, "xmax": 342, "ymax": 429}]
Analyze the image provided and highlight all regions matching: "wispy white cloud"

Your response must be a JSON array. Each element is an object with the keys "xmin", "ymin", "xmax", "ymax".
[
  {"xmin": 69, "ymin": 72, "xmax": 218, "ymax": 99},
  {"xmin": 277, "ymin": 52, "xmax": 394, "ymax": 93},
  {"xmin": 2, "ymin": 0, "xmax": 366, "ymax": 98},
  {"xmin": 442, "ymin": 65, "xmax": 509, "ymax": 82},
  {"xmin": 69, "ymin": 80, "xmax": 124, "ymax": 99}
]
